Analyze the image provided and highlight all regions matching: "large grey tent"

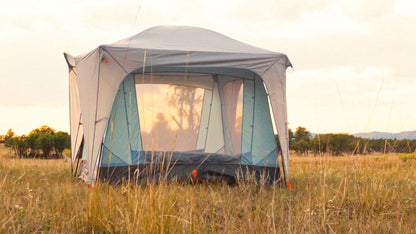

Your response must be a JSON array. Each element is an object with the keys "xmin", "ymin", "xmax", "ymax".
[{"xmin": 64, "ymin": 26, "xmax": 292, "ymax": 186}]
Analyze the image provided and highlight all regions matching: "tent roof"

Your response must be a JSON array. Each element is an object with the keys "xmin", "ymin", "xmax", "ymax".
[
  {"xmin": 105, "ymin": 26, "xmax": 285, "ymax": 56},
  {"xmin": 65, "ymin": 25, "xmax": 292, "ymax": 69}
]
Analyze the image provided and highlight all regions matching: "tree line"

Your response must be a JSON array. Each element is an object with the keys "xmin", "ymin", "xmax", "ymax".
[
  {"xmin": 277, "ymin": 126, "xmax": 416, "ymax": 155},
  {"xmin": 3, "ymin": 126, "xmax": 70, "ymax": 159},
  {"xmin": 3, "ymin": 125, "xmax": 415, "ymax": 158}
]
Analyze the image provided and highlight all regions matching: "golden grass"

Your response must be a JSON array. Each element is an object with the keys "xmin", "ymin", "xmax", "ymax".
[{"xmin": 1, "ymin": 144, "xmax": 415, "ymax": 233}]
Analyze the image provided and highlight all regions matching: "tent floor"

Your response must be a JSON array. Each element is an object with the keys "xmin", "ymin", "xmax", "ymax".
[
  {"xmin": 99, "ymin": 152, "xmax": 281, "ymax": 185},
  {"xmin": 99, "ymin": 151, "xmax": 282, "ymax": 185}
]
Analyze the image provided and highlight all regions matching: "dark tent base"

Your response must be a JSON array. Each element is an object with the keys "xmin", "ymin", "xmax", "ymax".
[{"xmin": 99, "ymin": 151, "xmax": 282, "ymax": 186}]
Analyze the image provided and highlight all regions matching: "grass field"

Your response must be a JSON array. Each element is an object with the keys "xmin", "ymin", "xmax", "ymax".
[{"xmin": 1, "ymin": 143, "xmax": 415, "ymax": 233}]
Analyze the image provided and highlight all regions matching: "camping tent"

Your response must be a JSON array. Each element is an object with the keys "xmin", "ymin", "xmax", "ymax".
[{"xmin": 64, "ymin": 26, "xmax": 292, "ymax": 186}]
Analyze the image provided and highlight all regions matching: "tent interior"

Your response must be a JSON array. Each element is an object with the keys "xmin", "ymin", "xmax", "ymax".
[{"xmin": 74, "ymin": 67, "xmax": 281, "ymax": 184}]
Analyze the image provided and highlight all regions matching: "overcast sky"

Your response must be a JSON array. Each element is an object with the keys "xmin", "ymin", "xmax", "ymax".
[{"xmin": 0, "ymin": 0, "xmax": 415, "ymax": 135}]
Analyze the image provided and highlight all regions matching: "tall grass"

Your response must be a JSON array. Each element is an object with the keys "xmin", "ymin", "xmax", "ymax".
[{"xmin": 1, "ymin": 144, "xmax": 415, "ymax": 233}]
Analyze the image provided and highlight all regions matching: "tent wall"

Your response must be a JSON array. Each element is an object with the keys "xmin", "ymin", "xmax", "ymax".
[
  {"xmin": 69, "ymin": 69, "xmax": 84, "ymax": 167},
  {"xmin": 72, "ymin": 49, "xmax": 101, "ymax": 184},
  {"xmin": 102, "ymin": 74, "xmax": 141, "ymax": 167},
  {"xmin": 196, "ymin": 89, "xmax": 213, "ymax": 150},
  {"xmin": 251, "ymin": 76, "xmax": 278, "ymax": 167},
  {"xmin": 241, "ymin": 79, "xmax": 254, "ymax": 164},
  {"xmin": 205, "ymin": 80, "xmax": 225, "ymax": 153},
  {"xmin": 260, "ymin": 61, "xmax": 290, "ymax": 183}
]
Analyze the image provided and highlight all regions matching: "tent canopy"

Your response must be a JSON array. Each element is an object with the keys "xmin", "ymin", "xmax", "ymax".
[{"xmin": 65, "ymin": 25, "xmax": 292, "ymax": 185}]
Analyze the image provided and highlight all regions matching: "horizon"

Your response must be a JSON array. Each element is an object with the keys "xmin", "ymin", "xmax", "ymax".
[
  {"xmin": 3, "ymin": 124, "xmax": 416, "ymax": 137},
  {"xmin": 1, "ymin": 0, "xmax": 416, "ymax": 135}
]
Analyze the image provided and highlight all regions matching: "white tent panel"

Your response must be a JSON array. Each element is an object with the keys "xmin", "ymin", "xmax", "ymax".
[
  {"xmin": 90, "ymin": 51, "xmax": 130, "ymax": 183},
  {"xmin": 220, "ymin": 80, "xmax": 243, "ymax": 155},
  {"xmin": 196, "ymin": 89, "xmax": 213, "ymax": 150},
  {"xmin": 205, "ymin": 81, "xmax": 225, "ymax": 153},
  {"xmin": 261, "ymin": 59, "xmax": 290, "ymax": 184},
  {"xmin": 73, "ymin": 49, "xmax": 100, "ymax": 184},
  {"xmin": 69, "ymin": 69, "xmax": 83, "ymax": 166}
]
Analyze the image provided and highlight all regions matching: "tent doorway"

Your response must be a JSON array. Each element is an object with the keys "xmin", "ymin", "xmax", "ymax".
[{"xmin": 99, "ymin": 67, "xmax": 279, "ymax": 184}]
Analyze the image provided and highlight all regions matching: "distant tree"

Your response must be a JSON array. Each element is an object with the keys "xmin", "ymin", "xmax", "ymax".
[
  {"xmin": 4, "ymin": 125, "xmax": 70, "ymax": 159},
  {"xmin": 292, "ymin": 126, "xmax": 311, "ymax": 154},
  {"xmin": 26, "ymin": 133, "xmax": 40, "ymax": 158},
  {"xmin": 294, "ymin": 127, "xmax": 310, "ymax": 142},
  {"xmin": 310, "ymin": 135, "xmax": 327, "ymax": 154},
  {"xmin": 7, "ymin": 136, "xmax": 28, "ymax": 158},
  {"xmin": 367, "ymin": 139, "xmax": 386, "ymax": 153},
  {"xmin": 26, "ymin": 125, "xmax": 57, "ymax": 158},
  {"xmin": 4, "ymin": 129, "xmax": 15, "ymax": 144},
  {"xmin": 36, "ymin": 132, "xmax": 54, "ymax": 158},
  {"xmin": 53, "ymin": 131, "xmax": 70, "ymax": 158},
  {"xmin": 393, "ymin": 139, "xmax": 416, "ymax": 153},
  {"xmin": 327, "ymin": 134, "xmax": 354, "ymax": 156},
  {"xmin": 292, "ymin": 139, "xmax": 309, "ymax": 154},
  {"xmin": 310, "ymin": 133, "xmax": 356, "ymax": 155},
  {"xmin": 29, "ymin": 125, "xmax": 55, "ymax": 135},
  {"xmin": 284, "ymin": 127, "xmax": 416, "ymax": 156}
]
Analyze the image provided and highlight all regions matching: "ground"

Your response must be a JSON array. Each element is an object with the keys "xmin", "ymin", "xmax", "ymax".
[{"xmin": 1, "ymin": 144, "xmax": 415, "ymax": 233}]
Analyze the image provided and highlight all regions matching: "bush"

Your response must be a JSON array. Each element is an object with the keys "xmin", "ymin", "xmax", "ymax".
[
  {"xmin": 5, "ymin": 125, "xmax": 70, "ymax": 159},
  {"xmin": 399, "ymin": 152, "xmax": 416, "ymax": 162},
  {"xmin": 6, "ymin": 136, "xmax": 28, "ymax": 158}
]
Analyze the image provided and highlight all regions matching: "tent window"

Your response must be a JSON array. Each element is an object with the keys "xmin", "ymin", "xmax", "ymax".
[{"xmin": 136, "ymin": 84, "xmax": 205, "ymax": 152}]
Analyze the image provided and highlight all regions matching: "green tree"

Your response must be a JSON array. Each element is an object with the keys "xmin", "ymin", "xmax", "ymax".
[
  {"xmin": 294, "ymin": 127, "xmax": 310, "ymax": 142},
  {"xmin": 53, "ymin": 131, "xmax": 70, "ymax": 158},
  {"xmin": 35, "ymin": 132, "xmax": 54, "ymax": 158},
  {"xmin": 6, "ymin": 136, "xmax": 28, "ymax": 158},
  {"xmin": 4, "ymin": 129, "xmax": 15, "ymax": 145},
  {"xmin": 310, "ymin": 135, "xmax": 328, "ymax": 154},
  {"xmin": 29, "ymin": 125, "xmax": 55, "ymax": 136},
  {"xmin": 26, "ymin": 133, "xmax": 40, "ymax": 158},
  {"xmin": 26, "ymin": 125, "xmax": 57, "ymax": 158},
  {"xmin": 292, "ymin": 139, "xmax": 309, "ymax": 154},
  {"xmin": 292, "ymin": 126, "xmax": 311, "ymax": 154},
  {"xmin": 4, "ymin": 126, "xmax": 70, "ymax": 159},
  {"xmin": 327, "ymin": 134, "xmax": 354, "ymax": 156}
]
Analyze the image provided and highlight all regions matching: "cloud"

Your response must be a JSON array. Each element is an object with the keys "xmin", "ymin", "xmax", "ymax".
[
  {"xmin": 0, "ymin": 0, "xmax": 415, "ymax": 134},
  {"xmin": 287, "ymin": 65, "xmax": 416, "ymax": 133},
  {"xmin": 395, "ymin": 0, "xmax": 416, "ymax": 17}
]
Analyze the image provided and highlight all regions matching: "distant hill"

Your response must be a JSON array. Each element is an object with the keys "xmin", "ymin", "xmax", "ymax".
[{"xmin": 353, "ymin": 131, "xmax": 416, "ymax": 140}]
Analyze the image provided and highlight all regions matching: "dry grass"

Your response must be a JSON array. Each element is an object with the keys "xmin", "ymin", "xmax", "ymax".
[{"xmin": 1, "ymin": 144, "xmax": 415, "ymax": 233}]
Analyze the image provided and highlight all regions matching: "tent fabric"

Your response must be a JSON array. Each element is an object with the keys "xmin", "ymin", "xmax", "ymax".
[
  {"xmin": 68, "ymin": 69, "xmax": 83, "ymax": 167},
  {"xmin": 220, "ymin": 79, "xmax": 243, "ymax": 155},
  {"xmin": 64, "ymin": 26, "xmax": 292, "ymax": 185}
]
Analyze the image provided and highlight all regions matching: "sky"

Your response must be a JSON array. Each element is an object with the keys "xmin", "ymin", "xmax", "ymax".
[{"xmin": 0, "ymin": 0, "xmax": 415, "ymax": 135}]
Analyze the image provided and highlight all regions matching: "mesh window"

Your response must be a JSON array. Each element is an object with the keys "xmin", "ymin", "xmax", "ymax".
[{"xmin": 136, "ymin": 84, "xmax": 205, "ymax": 152}]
